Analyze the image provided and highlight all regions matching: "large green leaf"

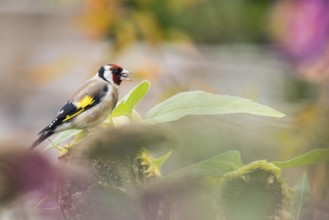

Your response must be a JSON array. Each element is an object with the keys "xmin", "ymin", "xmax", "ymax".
[
  {"xmin": 112, "ymin": 80, "xmax": 150, "ymax": 117},
  {"xmin": 291, "ymin": 173, "xmax": 312, "ymax": 220},
  {"xmin": 144, "ymin": 91, "xmax": 285, "ymax": 124},
  {"xmin": 272, "ymin": 148, "xmax": 329, "ymax": 169},
  {"xmin": 168, "ymin": 151, "xmax": 243, "ymax": 178}
]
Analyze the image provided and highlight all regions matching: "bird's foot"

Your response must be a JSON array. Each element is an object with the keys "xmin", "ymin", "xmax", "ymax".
[
  {"xmin": 56, "ymin": 144, "xmax": 73, "ymax": 157},
  {"xmin": 55, "ymin": 131, "xmax": 87, "ymax": 158}
]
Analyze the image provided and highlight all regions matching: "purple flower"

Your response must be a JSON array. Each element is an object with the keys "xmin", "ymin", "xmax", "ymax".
[
  {"xmin": 272, "ymin": 0, "xmax": 329, "ymax": 81},
  {"xmin": 273, "ymin": 0, "xmax": 329, "ymax": 63}
]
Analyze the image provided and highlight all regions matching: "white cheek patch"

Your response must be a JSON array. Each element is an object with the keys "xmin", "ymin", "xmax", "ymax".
[{"xmin": 104, "ymin": 71, "xmax": 113, "ymax": 83}]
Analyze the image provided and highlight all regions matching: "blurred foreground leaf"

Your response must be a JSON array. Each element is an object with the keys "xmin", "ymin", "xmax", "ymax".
[
  {"xmin": 291, "ymin": 173, "xmax": 312, "ymax": 220},
  {"xmin": 78, "ymin": 124, "xmax": 173, "ymax": 158},
  {"xmin": 272, "ymin": 148, "xmax": 329, "ymax": 169},
  {"xmin": 145, "ymin": 91, "xmax": 285, "ymax": 124},
  {"xmin": 168, "ymin": 151, "xmax": 243, "ymax": 178},
  {"xmin": 112, "ymin": 80, "xmax": 150, "ymax": 117}
]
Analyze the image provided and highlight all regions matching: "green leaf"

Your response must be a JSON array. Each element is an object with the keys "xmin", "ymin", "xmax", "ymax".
[
  {"xmin": 144, "ymin": 91, "xmax": 285, "ymax": 124},
  {"xmin": 42, "ymin": 129, "xmax": 81, "ymax": 152},
  {"xmin": 168, "ymin": 151, "xmax": 243, "ymax": 178},
  {"xmin": 291, "ymin": 173, "xmax": 312, "ymax": 220},
  {"xmin": 272, "ymin": 148, "xmax": 329, "ymax": 169},
  {"xmin": 112, "ymin": 80, "xmax": 150, "ymax": 117}
]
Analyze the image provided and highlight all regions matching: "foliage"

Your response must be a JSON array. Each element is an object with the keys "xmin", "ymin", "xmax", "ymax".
[
  {"xmin": 80, "ymin": 0, "xmax": 272, "ymax": 51},
  {"xmin": 145, "ymin": 91, "xmax": 284, "ymax": 124},
  {"xmin": 111, "ymin": 80, "xmax": 150, "ymax": 118},
  {"xmin": 28, "ymin": 81, "xmax": 329, "ymax": 219},
  {"xmin": 272, "ymin": 148, "xmax": 329, "ymax": 169},
  {"xmin": 80, "ymin": 0, "xmax": 196, "ymax": 51}
]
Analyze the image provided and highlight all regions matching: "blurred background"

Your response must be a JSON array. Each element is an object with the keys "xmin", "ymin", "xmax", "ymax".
[{"xmin": 0, "ymin": 0, "xmax": 329, "ymax": 219}]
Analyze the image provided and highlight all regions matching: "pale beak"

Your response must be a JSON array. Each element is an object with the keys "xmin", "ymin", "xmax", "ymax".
[{"xmin": 120, "ymin": 69, "xmax": 132, "ymax": 81}]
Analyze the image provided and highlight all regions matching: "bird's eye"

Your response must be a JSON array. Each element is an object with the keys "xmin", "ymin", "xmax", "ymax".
[
  {"xmin": 111, "ymin": 68, "xmax": 117, "ymax": 73},
  {"xmin": 111, "ymin": 67, "xmax": 123, "ymax": 74}
]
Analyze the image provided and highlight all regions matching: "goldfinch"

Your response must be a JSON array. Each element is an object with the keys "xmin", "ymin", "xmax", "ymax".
[{"xmin": 31, "ymin": 64, "xmax": 130, "ymax": 148}]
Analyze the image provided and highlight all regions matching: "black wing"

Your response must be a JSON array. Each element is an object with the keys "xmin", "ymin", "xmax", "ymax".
[
  {"xmin": 38, "ymin": 101, "xmax": 79, "ymax": 134},
  {"xmin": 31, "ymin": 101, "xmax": 97, "ymax": 149}
]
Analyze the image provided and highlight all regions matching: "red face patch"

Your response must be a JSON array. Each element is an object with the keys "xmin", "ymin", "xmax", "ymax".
[
  {"xmin": 110, "ymin": 64, "xmax": 124, "ymax": 85},
  {"xmin": 112, "ymin": 72, "xmax": 122, "ymax": 85}
]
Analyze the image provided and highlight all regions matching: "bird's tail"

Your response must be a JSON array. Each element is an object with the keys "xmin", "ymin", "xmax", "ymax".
[{"xmin": 31, "ymin": 131, "xmax": 54, "ymax": 149}]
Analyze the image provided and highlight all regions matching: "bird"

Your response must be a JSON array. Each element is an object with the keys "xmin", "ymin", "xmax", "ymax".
[{"xmin": 31, "ymin": 64, "xmax": 131, "ymax": 149}]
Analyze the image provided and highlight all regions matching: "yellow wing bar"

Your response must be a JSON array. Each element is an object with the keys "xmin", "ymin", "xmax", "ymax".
[
  {"xmin": 77, "ymin": 95, "xmax": 95, "ymax": 108},
  {"xmin": 62, "ymin": 95, "xmax": 95, "ymax": 122},
  {"xmin": 62, "ymin": 109, "xmax": 84, "ymax": 122}
]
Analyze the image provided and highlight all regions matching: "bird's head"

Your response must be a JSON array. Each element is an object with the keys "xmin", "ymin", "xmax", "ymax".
[{"xmin": 98, "ymin": 64, "xmax": 131, "ymax": 85}]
